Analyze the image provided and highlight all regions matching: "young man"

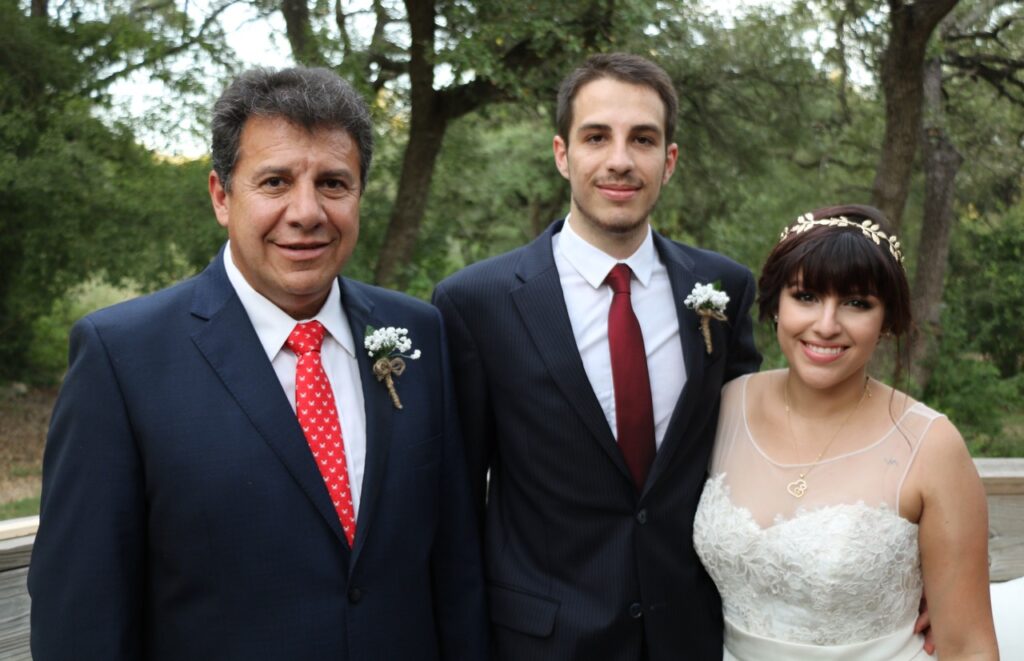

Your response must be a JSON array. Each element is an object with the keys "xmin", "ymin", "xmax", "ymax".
[
  {"xmin": 29, "ymin": 67, "xmax": 486, "ymax": 660},
  {"xmin": 433, "ymin": 53, "xmax": 761, "ymax": 660}
]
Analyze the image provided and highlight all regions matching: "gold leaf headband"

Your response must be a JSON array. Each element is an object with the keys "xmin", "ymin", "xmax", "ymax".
[{"xmin": 779, "ymin": 213, "xmax": 904, "ymax": 265}]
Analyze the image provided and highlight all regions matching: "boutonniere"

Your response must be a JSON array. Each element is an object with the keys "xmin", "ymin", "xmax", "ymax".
[
  {"xmin": 364, "ymin": 326, "xmax": 421, "ymax": 409},
  {"xmin": 684, "ymin": 282, "xmax": 729, "ymax": 354}
]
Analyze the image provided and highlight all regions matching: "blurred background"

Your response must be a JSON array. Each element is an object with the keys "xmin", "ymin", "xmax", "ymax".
[{"xmin": 1, "ymin": 0, "xmax": 1022, "ymax": 519}]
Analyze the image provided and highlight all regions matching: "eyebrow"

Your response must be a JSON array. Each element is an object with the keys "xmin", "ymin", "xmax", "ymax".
[
  {"xmin": 576, "ymin": 122, "xmax": 663, "ymax": 136},
  {"xmin": 250, "ymin": 166, "xmax": 356, "ymax": 180}
]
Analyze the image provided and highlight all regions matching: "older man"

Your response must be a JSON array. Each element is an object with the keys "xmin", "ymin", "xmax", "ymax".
[{"xmin": 29, "ymin": 67, "xmax": 486, "ymax": 660}]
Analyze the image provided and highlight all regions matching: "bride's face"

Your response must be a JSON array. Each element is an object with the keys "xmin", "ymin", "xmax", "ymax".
[{"xmin": 776, "ymin": 278, "xmax": 885, "ymax": 392}]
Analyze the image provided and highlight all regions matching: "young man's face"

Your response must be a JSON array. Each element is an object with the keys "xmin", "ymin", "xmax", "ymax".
[
  {"xmin": 209, "ymin": 115, "xmax": 362, "ymax": 319},
  {"xmin": 553, "ymin": 77, "xmax": 678, "ymax": 256}
]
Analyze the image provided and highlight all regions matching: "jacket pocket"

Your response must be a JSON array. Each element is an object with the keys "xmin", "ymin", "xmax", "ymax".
[{"xmin": 487, "ymin": 583, "xmax": 559, "ymax": 637}]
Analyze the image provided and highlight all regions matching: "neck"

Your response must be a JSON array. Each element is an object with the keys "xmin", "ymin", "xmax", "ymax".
[{"xmin": 783, "ymin": 369, "xmax": 870, "ymax": 420}]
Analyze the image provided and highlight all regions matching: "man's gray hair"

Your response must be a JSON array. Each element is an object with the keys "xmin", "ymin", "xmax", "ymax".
[{"xmin": 211, "ymin": 67, "xmax": 374, "ymax": 192}]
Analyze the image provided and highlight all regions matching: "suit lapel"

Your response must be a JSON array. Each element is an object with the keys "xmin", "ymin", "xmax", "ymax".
[
  {"xmin": 338, "ymin": 278, "xmax": 393, "ymax": 569},
  {"xmin": 189, "ymin": 252, "xmax": 352, "ymax": 549},
  {"xmin": 643, "ymin": 232, "xmax": 710, "ymax": 495},
  {"xmin": 511, "ymin": 222, "xmax": 633, "ymax": 484}
]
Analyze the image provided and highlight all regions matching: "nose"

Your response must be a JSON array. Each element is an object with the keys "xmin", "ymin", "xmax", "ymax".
[
  {"xmin": 605, "ymin": 137, "xmax": 634, "ymax": 174},
  {"xmin": 813, "ymin": 299, "xmax": 842, "ymax": 337},
  {"xmin": 287, "ymin": 179, "xmax": 327, "ymax": 229}
]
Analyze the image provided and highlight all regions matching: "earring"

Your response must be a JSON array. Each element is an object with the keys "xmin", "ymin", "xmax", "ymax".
[{"xmin": 772, "ymin": 314, "xmax": 779, "ymax": 323}]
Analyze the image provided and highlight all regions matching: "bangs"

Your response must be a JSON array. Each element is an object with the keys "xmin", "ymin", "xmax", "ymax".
[{"xmin": 780, "ymin": 229, "xmax": 892, "ymax": 296}]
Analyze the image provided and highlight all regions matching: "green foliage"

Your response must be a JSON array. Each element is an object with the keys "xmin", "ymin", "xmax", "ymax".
[
  {"xmin": 0, "ymin": 496, "xmax": 41, "ymax": 520},
  {"xmin": 945, "ymin": 204, "xmax": 1024, "ymax": 378},
  {"xmin": 28, "ymin": 280, "xmax": 141, "ymax": 385},
  {"xmin": 924, "ymin": 344, "xmax": 1022, "ymax": 457},
  {"xmin": 0, "ymin": 3, "xmax": 221, "ymax": 381}
]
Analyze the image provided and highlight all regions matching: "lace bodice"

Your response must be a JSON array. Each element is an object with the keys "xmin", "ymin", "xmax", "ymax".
[
  {"xmin": 695, "ymin": 475, "xmax": 922, "ymax": 644},
  {"xmin": 693, "ymin": 372, "xmax": 942, "ymax": 647}
]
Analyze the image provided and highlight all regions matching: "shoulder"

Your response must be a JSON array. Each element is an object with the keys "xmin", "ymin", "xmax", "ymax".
[
  {"xmin": 81, "ymin": 275, "xmax": 200, "ymax": 336},
  {"xmin": 901, "ymin": 399, "xmax": 978, "ymax": 497},
  {"xmin": 343, "ymin": 278, "xmax": 440, "ymax": 329},
  {"xmin": 655, "ymin": 232, "xmax": 754, "ymax": 281},
  {"xmin": 436, "ymin": 245, "xmax": 530, "ymax": 298}
]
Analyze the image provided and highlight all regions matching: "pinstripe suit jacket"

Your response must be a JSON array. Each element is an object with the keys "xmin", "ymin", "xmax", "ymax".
[{"xmin": 433, "ymin": 220, "xmax": 761, "ymax": 661}]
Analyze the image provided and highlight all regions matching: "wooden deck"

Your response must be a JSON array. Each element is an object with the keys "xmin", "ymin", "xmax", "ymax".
[{"xmin": 2, "ymin": 459, "xmax": 1022, "ymax": 657}]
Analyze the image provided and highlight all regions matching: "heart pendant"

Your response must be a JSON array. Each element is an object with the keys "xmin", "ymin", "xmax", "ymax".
[{"xmin": 786, "ymin": 478, "xmax": 807, "ymax": 498}]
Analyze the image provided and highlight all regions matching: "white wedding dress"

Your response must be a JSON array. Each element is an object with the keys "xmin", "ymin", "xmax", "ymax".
[{"xmin": 693, "ymin": 373, "xmax": 934, "ymax": 660}]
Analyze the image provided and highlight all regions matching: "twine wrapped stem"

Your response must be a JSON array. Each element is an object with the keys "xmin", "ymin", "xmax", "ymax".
[
  {"xmin": 697, "ymin": 309, "xmax": 727, "ymax": 354},
  {"xmin": 373, "ymin": 357, "xmax": 407, "ymax": 409}
]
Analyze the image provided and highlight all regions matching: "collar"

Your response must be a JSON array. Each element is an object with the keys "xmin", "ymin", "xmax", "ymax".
[
  {"xmin": 222, "ymin": 241, "xmax": 355, "ymax": 360},
  {"xmin": 558, "ymin": 215, "xmax": 656, "ymax": 288}
]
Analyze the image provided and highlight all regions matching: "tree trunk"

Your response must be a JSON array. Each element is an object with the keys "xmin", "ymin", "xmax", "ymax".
[
  {"xmin": 280, "ymin": 0, "xmax": 327, "ymax": 66},
  {"xmin": 373, "ymin": 0, "xmax": 443, "ymax": 289},
  {"xmin": 30, "ymin": 0, "xmax": 47, "ymax": 19},
  {"xmin": 870, "ymin": 0, "xmax": 959, "ymax": 230},
  {"xmin": 908, "ymin": 58, "xmax": 962, "ymax": 391}
]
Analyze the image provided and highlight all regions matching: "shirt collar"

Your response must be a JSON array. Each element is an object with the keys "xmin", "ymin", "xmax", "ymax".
[
  {"xmin": 222, "ymin": 241, "xmax": 355, "ymax": 361},
  {"xmin": 558, "ymin": 215, "xmax": 656, "ymax": 288}
]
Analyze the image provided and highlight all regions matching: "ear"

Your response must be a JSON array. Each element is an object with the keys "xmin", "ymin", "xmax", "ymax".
[
  {"xmin": 662, "ymin": 142, "xmax": 679, "ymax": 184},
  {"xmin": 553, "ymin": 135, "xmax": 570, "ymax": 180},
  {"xmin": 209, "ymin": 170, "xmax": 230, "ymax": 228}
]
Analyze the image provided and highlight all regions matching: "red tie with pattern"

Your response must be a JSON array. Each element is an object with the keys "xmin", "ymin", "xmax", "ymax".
[
  {"xmin": 287, "ymin": 321, "xmax": 356, "ymax": 546},
  {"xmin": 606, "ymin": 263, "xmax": 656, "ymax": 492}
]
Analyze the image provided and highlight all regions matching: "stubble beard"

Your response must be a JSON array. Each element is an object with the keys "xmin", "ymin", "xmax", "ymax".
[{"xmin": 571, "ymin": 192, "xmax": 660, "ymax": 240}]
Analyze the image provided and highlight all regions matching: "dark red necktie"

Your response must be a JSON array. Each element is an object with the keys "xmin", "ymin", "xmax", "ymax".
[
  {"xmin": 606, "ymin": 264, "xmax": 656, "ymax": 492},
  {"xmin": 287, "ymin": 321, "xmax": 356, "ymax": 546}
]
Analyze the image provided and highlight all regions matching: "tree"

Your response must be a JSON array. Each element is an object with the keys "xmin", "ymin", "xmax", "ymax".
[
  {"xmin": 0, "ymin": 1, "xmax": 227, "ymax": 380},
  {"xmin": 908, "ymin": 1, "xmax": 1024, "ymax": 388},
  {"xmin": 870, "ymin": 0, "xmax": 960, "ymax": 229},
  {"xmin": 276, "ymin": 0, "xmax": 655, "ymax": 288}
]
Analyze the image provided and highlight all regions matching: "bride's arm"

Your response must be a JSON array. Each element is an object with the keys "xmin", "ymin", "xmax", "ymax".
[{"xmin": 916, "ymin": 416, "xmax": 999, "ymax": 659}]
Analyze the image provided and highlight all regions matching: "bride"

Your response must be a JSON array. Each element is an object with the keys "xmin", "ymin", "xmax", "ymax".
[{"xmin": 693, "ymin": 205, "xmax": 998, "ymax": 659}]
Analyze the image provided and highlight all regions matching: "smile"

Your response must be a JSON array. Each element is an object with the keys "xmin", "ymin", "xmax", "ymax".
[
  {"xmin": 597, "ymin": 185, "xmax": 640, "ymax": 201},
  {"xmin": 274, "ymin": 241, "xmax": 331, "ymax": 260},
  {"xmin": 800, "ymin": 341, "xmax": 847, "ymax": 363}
]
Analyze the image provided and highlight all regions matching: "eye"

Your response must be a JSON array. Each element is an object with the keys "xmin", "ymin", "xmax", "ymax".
[
  {"xmin": 321, "ymin": 178, "xmax": 348, "ymax": 190},
  {"xmin": 262, "ymin": 176, "xmax": 286, "ymax": 189},
  {"xmin": 583, "ymin": 133, "xmax": 606, "ymax": 144},
  {"xmin": 844, "ymin": 297, "xmax": 876, "ymax": 310},
  {"xmin": 790, "ymin": 289, "xmax": 816, "ymax": 303},
  {"xmin": 634, "ymin": 135, "xmax": 656, "ymax": 146}
]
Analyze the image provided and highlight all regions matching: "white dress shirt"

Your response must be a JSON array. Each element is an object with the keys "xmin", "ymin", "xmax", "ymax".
[
  {"xmin": 552, "ymin": 218, "xmax": 686, "ymax": 449},
  {"xmin": 223, "ymin": 242, "xmax": 367, "ymax": 516}
]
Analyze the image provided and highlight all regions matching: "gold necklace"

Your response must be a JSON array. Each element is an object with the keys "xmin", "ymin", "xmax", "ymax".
[{"xmin": 783, "ymin": 374, "xmax": 870, "ymax": 498}]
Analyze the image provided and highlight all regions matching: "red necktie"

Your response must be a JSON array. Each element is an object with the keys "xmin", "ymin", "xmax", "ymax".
[
  {"xmin": 606, "ymin": 264, "xmax": 656, "ymax": 492},
  {"xmin": 287, "ymin": 321, "xmax": 356, "ymax": 546}
]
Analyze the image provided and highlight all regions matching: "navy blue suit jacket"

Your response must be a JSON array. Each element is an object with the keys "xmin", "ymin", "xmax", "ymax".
[
  {"xmin": 29, "ymin": 249, "xmax": 487, "ymax": 660},
  {"xmin": 433, "ymin": 221, "xmax": 761, "ymax": 661}
]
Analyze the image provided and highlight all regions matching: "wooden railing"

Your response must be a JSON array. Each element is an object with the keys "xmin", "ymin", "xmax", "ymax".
[
  {"xmin": 2, "ymin": 459, "xmax": 1022, "ymax": 657},
  {"xmin": 978, "ymin": 458, "xmax": 1024, "ymax": 581}
]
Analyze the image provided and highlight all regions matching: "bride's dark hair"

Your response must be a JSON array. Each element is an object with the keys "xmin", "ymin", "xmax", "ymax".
[{"xmin": 757, "ymin": 204, "xmax": 912, "ymax": 336}]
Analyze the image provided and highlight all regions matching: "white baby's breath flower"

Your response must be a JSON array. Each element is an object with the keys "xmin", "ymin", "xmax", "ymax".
[{"xmin": 363, "ymin": 326, "xmax": 422, "ymax": 410}]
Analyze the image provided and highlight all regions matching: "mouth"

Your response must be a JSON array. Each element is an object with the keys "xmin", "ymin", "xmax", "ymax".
[
  {"xmin": 274, "ymin": 240, "xmax": 332, "ymax": 260},
  {"xmin": 596, "ymin": 182, "xmax": 641, "ymax": 202},
  {"xmin": 800, "ymin": 340, "xmax": 848, "ymax": 363}
]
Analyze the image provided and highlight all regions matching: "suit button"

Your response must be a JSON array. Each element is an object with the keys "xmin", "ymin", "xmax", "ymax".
[
  {"xmin": 629, "ymin": 602, "xmax": 643, "ymax": 619},
  {"xmin": 348, "ymin": 588, "xmax": 363, "ymax": 604},
  {"xmin": 636, "ymin": 509, "xmax": 648, "ymax": 524}
]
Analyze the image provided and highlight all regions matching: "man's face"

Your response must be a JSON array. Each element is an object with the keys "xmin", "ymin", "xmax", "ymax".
[
  {"xmin": 553, "ymin": 77, "xmax": 678, "ymax": 256},
  {"xmin": 209, "ymin": 115, "xmax": 362, "ymax": 319}
]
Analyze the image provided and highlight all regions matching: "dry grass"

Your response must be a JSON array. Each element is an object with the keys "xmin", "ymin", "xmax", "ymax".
[{"xmin": 0, "ymin": 384, "xmax": 54, "ymax": 508}]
